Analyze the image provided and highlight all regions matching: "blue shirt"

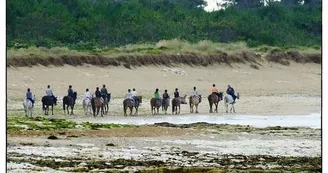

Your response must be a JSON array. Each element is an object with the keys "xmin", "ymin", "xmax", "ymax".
[{"xmin": 26, "ymin": 91, "xmax": 33, "ymax": 99}]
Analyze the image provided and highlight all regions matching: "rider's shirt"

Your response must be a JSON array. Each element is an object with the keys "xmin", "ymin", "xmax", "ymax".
[
  {"xmin": 46, "ymin": 88, "xmax": 53, "ymax": 96},
  {"xmin": 125, "ymin": 92, "xmax": 133, "ymax": 99},
  {"xmin": 26, "ymin": 91, "xmax": 33, "ymax": 99},
  {"xmin": 154, "ymin": 92, "xmax": 160, "ymax": 99},
  {"xmin": 85, "ymin": 91, "xmax": 92, "ymax": 99},
  {"xmin": 192, "ymin": 90, "xmax": 199, "ymax": 96},
  {"xmin": 131, "ymin": 91, "xmax": 137, "ymax": 97}
]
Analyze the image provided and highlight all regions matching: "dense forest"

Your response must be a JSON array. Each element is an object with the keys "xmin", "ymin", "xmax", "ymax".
[{"xmin": 6, "ymin": 0, "xmax": 322, "ymax": 50}]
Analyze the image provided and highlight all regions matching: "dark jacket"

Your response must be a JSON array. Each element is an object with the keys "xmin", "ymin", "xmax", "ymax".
[
  {"xmin": 95, "ymin": 90, "xmax": 102, "ymax": 98},
  {"xmin": 174, "ymin": 91, "xmax": 179, "ymax": 98}
]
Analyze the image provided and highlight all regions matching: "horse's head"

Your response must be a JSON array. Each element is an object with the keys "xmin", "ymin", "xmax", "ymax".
[
  {"xmin": 235, "ymin": 92, "xmax": 240, "ymax": 99},
  {"xmin": 73, "ymin": 92, "xmax": 77, "ymax": 100},
  {"xmin": 54, "ymin": 97, "xmax": 58, "ymax": 105},
  {"xmin": 180, "ymin": 95, "xmax": 188, "ymax": 104},
  {"xmin": 138, "ymin": 96, "xmax": 142, "ymax": 103},
  {"xmin": 218, "ymin": 92, "xmax": 223, "ymax": 101}
]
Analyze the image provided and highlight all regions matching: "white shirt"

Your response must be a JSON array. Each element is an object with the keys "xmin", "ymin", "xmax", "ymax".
[
  {"xmin": 192, "ymin": 90, "xmax": 199, "ymax": 96},
  {"xmin": 85, "ymin": 91, "xmax": 92, "ymax": 99},
  {"xmin": 131, "ymin": 91, "xmax": 137, "ymax": 97},
  {"xmin": 125, "ymin": 92, "xmax": 133, "ymax": 99}
]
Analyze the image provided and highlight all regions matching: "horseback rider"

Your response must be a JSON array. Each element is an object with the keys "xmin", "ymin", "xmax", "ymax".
[
  {"xmin": 192, "ymin": 86, "xmax": 201, "ymax": 102},
  {"xmin": 211, "ymin": 84, "xmax": 220, "ymax": 98},
  {"xmin": 45, "ymin": 85, "xmax": 55, "ymax": 100},
  {"xmin": 162, "ymin": 89, "xmax": 170, "ymax": 106},
  {"xmin": 26, "ymin": 88, "xmax": 35, "ymax": 107},
  {"xmin": 67, "ymin": 85, "xmax": 74, "ymax": 98},
  {"xmin": 95, "ymin": 87, "xmax": 102, "ymax": 98},
  {"xmin": 85, "ymin": 88, "xmax": 92, "ymax": 100},
  {"xmin": 131, "ymin": 88, "xmax": 137, "ymax": 97},
  {"xmin": 101, "ymin": 84, "xmax": 108, "ymax": 102},
  {"xmin": 154, "ymin": 88, "xmax": 161, "ymax": 105},
  {"xmin": 174, "ymin": 88, "xmax": 179, "ymax": 98},
  {"xmin": 125, "ymin": 89, "xmax": 135, "ymax": 104},
  {"xmin": 226, "ymin": 85, "xmax": 236, "ymax": 103}
]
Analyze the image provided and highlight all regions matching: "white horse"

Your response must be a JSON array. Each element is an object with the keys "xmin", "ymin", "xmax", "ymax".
[
  {"xmin": 82, "ymin": 98, "xmax": 92, "ymax": 115},
  {"xmin": 23, "ymin": 99, "xmax": 33, "ymax": 117},
  {"xmin": 223, "ymin": 92, "xmax": 240, "ymax": 113}
]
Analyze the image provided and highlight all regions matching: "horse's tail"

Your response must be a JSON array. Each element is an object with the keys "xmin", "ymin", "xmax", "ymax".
[
  {"xmin": 189, "ymin": 97, "xmax": 192, "ymax": 108},
  {"xmin": 91, "ymin": 98, "xmax": 96, "ymax": 112},
  {"xmin": 63, "ymin": 97, "xmax": 66, "ymax": 110},
  {"xmin": 223, "ymin": 96, "xmax": 227, "ymax": 105}
]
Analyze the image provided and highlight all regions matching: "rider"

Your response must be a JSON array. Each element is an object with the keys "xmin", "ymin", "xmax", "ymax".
[
  {"xmin": 154, "ymin": 88, "xmax": 161, "ymax": 105},
  {"xmin": 95, "ymin": 87, "xmax": 102, "ymax": 98},
  {"xmin": 211, "ymin": 84, "xmax": 220, "ymax": 98},
  {"xmin": 45, "ymin": 85, "xmax": 55, "ymax": 100},
  {"xmin": 101, "ymin": 84, "xmax": 108, "ymax": 102},
  {"xmin": 226, "ymin": 85, "xmax": 236, "ymax": 103},
  {"xmin": 192, "ymin": 86, "xmax": 200, "ymax": 102},
  {"xmin": 67, "ymin": 85, "xmax": 74, "ymax": 98},
  {"xmin": 131, "ymin": 88, "xmax": 137, "ymax": 97},
  {"xmin": 162, "ymin": 89, "xmax": 170, "ymax": 106},
  {"xmin": 125, "ymin": 89, "xmax": 134, "ymax": 104},
  {"xmin": 85, "ymin": 88, "xmax": 92, "ymax": 100},
  {"xmin": 26, "ymin": 88, "xmax": 35, "ymax": 107},
  {"xmin": 174, "ymin": 88, "xmax": 179, "ymax": 98}
]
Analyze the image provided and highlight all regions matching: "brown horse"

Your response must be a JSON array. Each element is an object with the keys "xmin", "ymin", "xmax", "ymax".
[
  {"xmin": 208, "ymin": 92, "xmax": 223, "ymax": 113},
  {"xmin": 172, "ymin": 95, "xmax": 187, "ymax": 115},
  {"xmin": 189, "ymin": 95, "xmax": 202, "ymax": 113},
  {"xmin": 123, "ymin": 96, "xmax": 142, "ymax": 116},
  {"xmin": 91, "ymin": 97, "xmax": 104, "ymax": 117},
  {"xmin": 162, "ymin": 98, "xmax": 170, "ymax": 114},
  {"xmin": 150, "ymin": 98, "xmax": 162, "ymax": 115}
]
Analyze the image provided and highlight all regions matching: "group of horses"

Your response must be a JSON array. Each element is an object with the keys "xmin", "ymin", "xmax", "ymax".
[
  {"xmin": 22, "ymin": 92, "xmax": 111, "ymax": 118},
  {"xmin": 23, "ymin": 91, "xmax": 239, "ymax": 118}
]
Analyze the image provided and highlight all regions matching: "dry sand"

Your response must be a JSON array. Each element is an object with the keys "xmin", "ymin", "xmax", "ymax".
[{"xmin": 7, "ymin": 62, "xmax": 321, "ymax": 115}]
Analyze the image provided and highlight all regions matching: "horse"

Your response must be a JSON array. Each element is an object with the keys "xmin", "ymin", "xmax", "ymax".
[
  {"xmin": 103, "ymin": 93, "xmax": 111, "ymax": 115},
  {"xmin": 224, "ymin": 92, "xmax": 240, "ymax": 113},
  {"xmin": 207, "ymin": 92, "xmax": 223, "ymax": 113},
  {"xmin": 162, "ymin": 98, "xmax": 170, "ymax": 114},
  {"xmin": 63, "ymin": 92, "xmax": 77, "ymax": 115},
  {"xmin": 91, "ymin": 97, "xmax": 105, "ymax": 117},
  {"xmin": 150, "ymin": 98, "xmax": 162, "ymax": 115},
  {"xmin": 23, "ymin": 99, "xmax": 33, "ymax": 118},
  {"xmin": 82, "ymin": 98, "xmax": 92, "ymax": 115},
  {"xmin": 41, "ymin": 96, "xmax": 57, "ymax": 115},
  {"xmin": 123, "ymin": 96, "xmax": 142, "ymax": 116},
  {"xmin": 172, "ymin": 95, "xmax": 187, "ymax": 115},
  {"xmin": 189, "ymin": 95, "xmax": 202, "ymax": 113}
]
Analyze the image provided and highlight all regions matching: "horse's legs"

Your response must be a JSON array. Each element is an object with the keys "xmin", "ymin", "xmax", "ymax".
[
  {"xmin": 178, "ymin": 105, "xmax": 180, "ymax": 114},
  {"xmin": 225, "ymin": 104, "xmax": 228, "ymax": 113},
  {"xmin": 156, "ymin": 107, "xmax": 159, "ymax": 115},
  {"xmin": 209, "ymin": 103, "xmax": 213, "ymax": 113},
  {"xmin": 215, "ymin": 103, "xmax": 218, "ymax": 113},
  {"xmin": 195, "ymin": 104, "xmax": 199, "ymax": 113},
  {"xmin": 129, "ymin": 107, "xmax": 133, "ymax": 116},
  {"xmin": 51, "ymin": 105, "xmax": 54, "ymax": 115},
  {"xmin": 71, "ymin": 105, "xmax": 74, "ymax": 115}
]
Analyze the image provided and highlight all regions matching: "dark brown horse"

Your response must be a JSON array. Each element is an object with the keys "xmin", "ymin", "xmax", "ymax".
[
  {"xmin": 63, "ymin": 92, "xmax": 77, "ymax": 115},
  {"xmin": 91, "ymin": 97, "xmax": 104, "ymax": 117},
  {"xmin": 172, "ymin": 95, "xmax": 187, "ymax": 115},
  {"xmin": 123, "ymin": 96, "xmax": 142, "ymax": 116},
  {"xmin": 208, "ymin": 92, "xmax": 223, "ymax": 113},
  {"xmin": 162, "ymin": 98, "xmax": 170, "ymax": 115},
  {"xmin": 42, "ymin": 96, "xmax": 57, "ymax": 115},
  {"xmin": 150, "ymin": 98, "xmax": 162, "ymax": 115}
]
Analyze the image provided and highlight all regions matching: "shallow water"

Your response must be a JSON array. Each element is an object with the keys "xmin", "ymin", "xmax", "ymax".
[{"xmin": 74, "ymin": 113, "xmax": 321, "ymax": 128}]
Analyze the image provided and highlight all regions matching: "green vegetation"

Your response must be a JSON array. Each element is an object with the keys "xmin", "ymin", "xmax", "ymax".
[
  {"xmin": 7, "ymin": 115, "xmax": 134, "ymax": 131},
  {"xmin": 7, "ymin": 0, "xmax": 321, "ymax": 51}
]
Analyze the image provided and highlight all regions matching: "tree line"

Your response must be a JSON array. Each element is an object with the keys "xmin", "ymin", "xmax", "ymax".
[{"xmin": 6, "ymin": 0, "xmax": 322, "ymax": 50}]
